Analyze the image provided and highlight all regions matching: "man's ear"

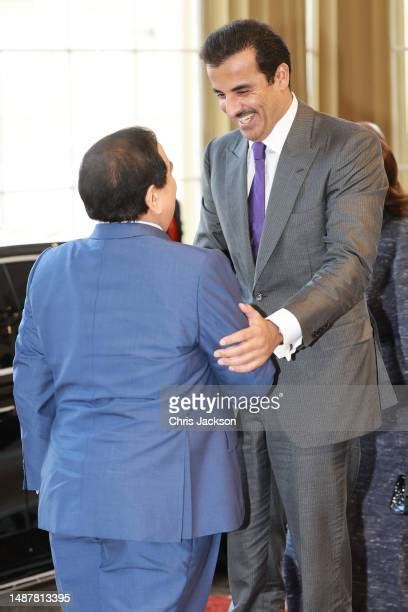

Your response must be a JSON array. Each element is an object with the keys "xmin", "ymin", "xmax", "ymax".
[
  {"xmin": 274, "ymin": 63, "xmax": 290, "ymax": 89},
  {"xmin": 145, "ymin": 184, "xmax": 160, "ymax": 213}
]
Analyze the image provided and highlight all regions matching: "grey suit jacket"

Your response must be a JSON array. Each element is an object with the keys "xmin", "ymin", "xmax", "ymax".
[{"xmin": 195, "ymin": 101, "xmax": 396, "ymax": 446}]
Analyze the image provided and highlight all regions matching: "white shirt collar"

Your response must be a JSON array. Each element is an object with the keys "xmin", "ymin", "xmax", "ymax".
[
  {"xmin": 249, "ymin": 93, "xmax": 298, "ymax": 154},
  {"xmin": 102, "ymin": 220, "xmax": 163, "ymax": 231},
  {"xmin": 133, "ymin": 220, "xmax": 163, "ymax": 231}
]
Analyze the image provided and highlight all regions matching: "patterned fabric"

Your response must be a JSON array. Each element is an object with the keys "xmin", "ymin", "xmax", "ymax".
[
  {"xmin": 349, "ymin": 211, "xmax": 408, "ymax": 611},
  {"xmin": 367, "ymin": 213, "xmax": 408, "ymax": 385}
]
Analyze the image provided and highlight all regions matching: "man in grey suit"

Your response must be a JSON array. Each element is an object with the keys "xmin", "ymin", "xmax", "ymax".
[{"xmin": 195, "ymin": 20, "xmax": 395, "ymax": 612}]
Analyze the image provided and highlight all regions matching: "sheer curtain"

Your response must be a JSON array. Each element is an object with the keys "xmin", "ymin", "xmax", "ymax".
[
  {"xmin": 390, "ymin": 0, "xmax": 408, "ymax": 188},
  {"xmin": 318, "ymin": 0, "xmax": 391, "ymax": 139},
  {"xmin": 0, "ymin": 0, "xmax": 202, "ymax": 246}
]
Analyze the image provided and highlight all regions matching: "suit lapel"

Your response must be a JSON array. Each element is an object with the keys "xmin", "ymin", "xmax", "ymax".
[
  {"xmin": 254, "ymin": 102, "xmax": 319, "ymax": 286},
  {"xmin": 225, "ymin": 135, "xmax": 256, "ymax": 286}
]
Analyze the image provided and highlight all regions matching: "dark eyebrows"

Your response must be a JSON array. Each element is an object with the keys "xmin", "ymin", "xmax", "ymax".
[
  {"xmin": 212, "ymin": 83, "xmax": 252, "ymax": 95},
  {"xmin": 232, "ymin": 83, "xmax": 251, "ymax": 92}
]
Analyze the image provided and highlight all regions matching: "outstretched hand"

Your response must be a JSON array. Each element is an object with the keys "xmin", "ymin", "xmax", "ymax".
[{"xmin": 214, "ymin": 303, "xmax": 283, "ymax": 372}]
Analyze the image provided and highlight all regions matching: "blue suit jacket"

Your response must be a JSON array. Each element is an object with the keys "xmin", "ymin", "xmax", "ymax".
[{"xmin": 13, "ymin": 222, "xmax": 274, "ymax": 542}]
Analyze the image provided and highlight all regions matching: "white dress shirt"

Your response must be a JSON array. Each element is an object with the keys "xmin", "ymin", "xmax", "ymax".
[
  {"xmin": 247, "ymin": 94, "xmax": 302, "ymax": 361},
  {"xmin": 134, "ymin": 220, "xmax": 163, "ymax": 231},
  {"xmin": 105, "ymin": 220, "xmax": 163, "ymax": 230}
]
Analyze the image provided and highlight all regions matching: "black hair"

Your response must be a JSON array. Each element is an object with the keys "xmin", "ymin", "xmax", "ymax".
[
  {"xmin": 200, "ymin": 19, "xmax": 291, "ymax": 83},
  {"xmin": 78, "ymin": 127, "xmax": 167, "ymax": 222}
]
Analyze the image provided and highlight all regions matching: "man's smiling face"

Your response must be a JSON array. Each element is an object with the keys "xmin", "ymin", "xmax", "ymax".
[{"xmin": 207, "ymin": 47, "xmax": 291, "ymax": 141}]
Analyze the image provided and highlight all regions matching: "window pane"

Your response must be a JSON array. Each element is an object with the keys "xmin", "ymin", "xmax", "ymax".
[
  {"xmin": 0, "ymin": 0, "xmax": 201, "ymax": 246},
  {"xmin": 0, "ymin": 190, "xmax": 74, "ymax": 246},
  {"xmin": 71, "ymin": 191, "xmax": 95, "ymax": 240},
  {"xmin": 176, "ymin": 178, "xmax": 201, "ymax": 245},
  {"xmin": 0, "ymin": 0, "xmax": 69, "ymax": 50},
  {"xmin": 68, "ymin": 0, "xmax": 186, "ymax": 50},
  {"xmin": 69, "ymin": 51, "xmax": 138, "ymax": 171},
  {"xmin": 0, "ymin": 52, "xmax": 71, "ymax": 191}
]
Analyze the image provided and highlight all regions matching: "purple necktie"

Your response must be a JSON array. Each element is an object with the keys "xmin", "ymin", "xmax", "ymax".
[{"xmin": 248, "ymin": 141, "xmax": 266, "ymax": 258}]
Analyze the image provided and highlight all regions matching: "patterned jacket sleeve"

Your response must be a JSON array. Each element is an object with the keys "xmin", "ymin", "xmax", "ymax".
[{"xmin": 393, "ymin": 220, "xmax": 408, "ymax": 382}]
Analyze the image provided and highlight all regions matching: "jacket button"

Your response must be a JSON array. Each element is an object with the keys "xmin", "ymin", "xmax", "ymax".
[{"xmin": 255, "ymin": 293, "xmax": 263, "ymax": 301}]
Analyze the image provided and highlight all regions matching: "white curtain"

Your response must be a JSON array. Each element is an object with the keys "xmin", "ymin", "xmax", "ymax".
[{"xmin": 0, "ymin": 0, "xmax": 202, "ymax": 245}]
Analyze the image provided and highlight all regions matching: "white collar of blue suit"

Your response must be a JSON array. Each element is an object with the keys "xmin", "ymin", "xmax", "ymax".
[{"xmin": 90, "ymin": 221, "xmax": 170, "ymax": 240}]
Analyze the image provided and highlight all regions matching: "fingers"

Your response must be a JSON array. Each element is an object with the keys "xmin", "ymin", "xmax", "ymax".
[
  {"xmin": 238, "ymin": 302, "xmax": 261, "ymax": 323},
  {"xmin": 215, "ymin": 327, "xmax": 269, "ymax": 364},
  {"xmin": 216, "ymin": 343, "xmax": 271, "ymax": 372},
  {"xmin": 238, "ymin": 302, "xmax": 256, "ymax": 314},
  {"xmin": 228, "ymin": 357, "xmax": 269, "ymax": 373},
  {"xmin": 219, "ymin": 350, "xmax": 262, "ymax": 368},
  {"xmin": 215, "ymin": 342, "xmax": 258, "ymax": 364},
  {"xmin": 217, "ymin": 327, "xmax": 253, "ymax": 348},
  {"xmin": 217, "ymin": 309, "xmax": 268, "ymax": 348},
  {"xmin": 215, "ymin": 337, "xmax": 255, "ymax": 357},
  {"xmin": 214, "ymin": 317, "xmax": 281, "ymax": 372}
]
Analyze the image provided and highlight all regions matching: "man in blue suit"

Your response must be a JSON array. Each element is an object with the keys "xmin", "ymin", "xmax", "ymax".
[{"xmin": 13, "ymin": 127, "xmax": 274, "ymax": 612}]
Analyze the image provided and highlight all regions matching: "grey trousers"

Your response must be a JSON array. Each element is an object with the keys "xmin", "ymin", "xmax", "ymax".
[{"xmin": 227, "ymin": 427, "xmax": 360, "ymax": 612}]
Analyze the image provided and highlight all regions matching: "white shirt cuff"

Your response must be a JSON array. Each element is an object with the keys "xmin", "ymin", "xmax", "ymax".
[{"xmin": 267, "ymin": 308, "xmax": 302, "ymax": 361}]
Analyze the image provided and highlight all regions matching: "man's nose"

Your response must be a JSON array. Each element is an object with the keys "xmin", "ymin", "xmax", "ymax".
[{"xmin": 223, "ymin": 96, "xmax": 242, "ymax": 119}]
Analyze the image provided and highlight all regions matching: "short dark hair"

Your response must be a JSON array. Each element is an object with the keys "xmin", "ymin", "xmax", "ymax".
[
  {"xmin": 78, "ymin": 127, "xmax": 167, "ymax": 222},
  {"xmin": 200, "ymin": 19, "xmax": 291, "ymax": 83}
]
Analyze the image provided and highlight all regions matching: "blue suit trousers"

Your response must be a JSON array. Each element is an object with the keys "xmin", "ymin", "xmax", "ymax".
[{"xmin": 50, "ymin": 532, "xmax": 221, "ymax": 612}]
